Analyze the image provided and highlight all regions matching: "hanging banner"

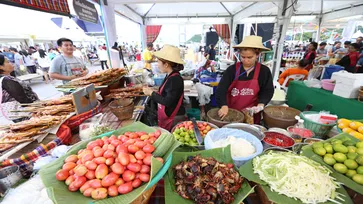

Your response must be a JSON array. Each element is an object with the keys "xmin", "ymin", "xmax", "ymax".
[
  {"xmin": 1, "ymin": 0, "xmax": 70, "ymax": 16},
  {"xmin": 73, "ymin": 0, "xmax": 98, "ymax": 24}
]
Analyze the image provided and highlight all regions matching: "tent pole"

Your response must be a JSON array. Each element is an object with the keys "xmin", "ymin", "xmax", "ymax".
[{"xmin": 315, "ymin": 0, "xmax": 323, "ymax": 42}]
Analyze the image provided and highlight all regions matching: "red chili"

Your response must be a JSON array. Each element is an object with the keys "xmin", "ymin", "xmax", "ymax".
[{"xmin": 264, "ymin": 132, "xmax": 294, "ymax": 147}]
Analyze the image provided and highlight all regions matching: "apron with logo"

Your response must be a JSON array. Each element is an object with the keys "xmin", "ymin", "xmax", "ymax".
[
  {"xmin": 227, "ymin": 62, "xmax": 261, "ymax": 124},
  {"xmin": 62, "ymin": 55, "xmax": 84, "ymax": 77},
  {"xmin": 157, "ymin": 73, "xmax": 184, "ymax": 131}
]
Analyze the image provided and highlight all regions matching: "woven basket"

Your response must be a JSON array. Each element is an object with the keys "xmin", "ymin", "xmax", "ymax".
[
  {"xmin": 131, "ymin": 184, "xmax": 156, "ymax": 204},
  {"xmin": 109, "ymin": 99, "xmax": 134, "ymax": 120}
]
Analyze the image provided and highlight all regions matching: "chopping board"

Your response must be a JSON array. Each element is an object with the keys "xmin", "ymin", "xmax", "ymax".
[{"xmin": 72, "ymin": 84, "xmax": 98, "ymax": 114}]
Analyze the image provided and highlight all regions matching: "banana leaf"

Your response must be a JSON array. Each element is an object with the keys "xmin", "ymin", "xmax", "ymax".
[
  {"xmin": 239, "ymin": 151, "xmax": 353, "ymax": 204},
  {"xmin": 301, "ymin": 133, "xmax": 363, "ymax": 194},
  {"xmin": 164, "ymin": 145, "xmax": 255, "ymax": 204},
  {"xmin": 39, "ymin": 122, "xmax": 181, "ymax": 204}
]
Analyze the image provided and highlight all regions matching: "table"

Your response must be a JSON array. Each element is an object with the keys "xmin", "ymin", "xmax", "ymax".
[
  {"xmin": 17, "ymin": 74, "xmax": 43, "ymax": 83},
  {"xmin": 287, "ymin": 81, "xmax": 363, "ymax": 119}
]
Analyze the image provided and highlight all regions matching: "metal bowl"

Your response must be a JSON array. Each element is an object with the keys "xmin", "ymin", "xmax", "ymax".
[
  {"xmin": 263, "ymin": 147, "xmax": 292, "ymax": 153},
  {"xmin": 263, "ymin": 131, "xmax": 295, "ymax": 150},
  {"xmin": 268, "ymin": 128, "xmax": 291, "ymax": 137},
  {"xmin": 252, "ymin": 124, "xmax": 267, "ymax": 132},
  {"xmin": 269, "ymin": 100, "xmax": 286, "ymax": 106},
  {"xmin": 222, "ymin": 123, "xmax": 265, "ymax": 141},
  {"xmin": 304, "ymin": 138, "xmax": 324, "ymax": 144}
]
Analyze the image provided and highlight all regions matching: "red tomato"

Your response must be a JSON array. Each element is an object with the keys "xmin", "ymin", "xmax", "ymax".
[
  {"xmin": 143, "ymin": 145, "xmax": 155, "ymax": 153},
  {"xmin": 134, "ymin": 141, "xmax": 147, "ymax": 149},
  {"xmin": 101, "ymin": 172, "xmax": 119, "ymax": 187},
  {"xmin": 95, "ymin": 164, "xmax": 109, "ymax": 179},
  {"xmin": 69, "ymin": 169, "xmax": 75, "ymax": 175},
  {"xmin": 136, "ymin": 160, "xmax": 143, "ymax": 165},
  {"xmin": 85, "ymin": 161, "xmax": 97, "ymax": 170},
  {"xmin": 91, "ymin": 188, "xmax": 108, "ymax": 200},
  {"xmin": 118, "ymin": 182, "xmax": 133, "ymax": 194},
  {"xmin": 107, "ymin": 144, "xmax": 116, "ymax": 151},
  {"xmin": 136, "ymin": 132, "xmax": 147, "ymax": 137},
  {"xmin": 154, "ymin": 130, "xmax": 161, "ymax": 137},
  {"xmin": 129, "ymin": 133, "xmax": 138, "ymax": 139},
  {"xmin": 85, "ymin": 170, "xmax": 96, "ymax": 180},
  {"xmin": 122, "ymin": 170, "xmax": 136, "ymax": 182},
  {"xmin": 80, "ymin": 181, "xmax": 91, "ymax": 193},
  {"xmin": 87, "ymin": 141, "xmax": 99, "ymax": 150},
  {"xmin": 108, "ymin": 185, "xmax": 119, "ymax": 197},
  {"xmin": 115, "ymin": 178, "xmax": 124, "ymax": 186},
  {"xmin": 65, "ymin": 175, "xmax": 75, "ymax": 185},
  {"xmin": 139, "ymin": 173, "xmax": 150, "ymax": 182},
  {"xmin": 140, "ymin": 135, "xmax": 149, "ymax": 140},
  {"xmin": 96, "ymin": 139, "xmax": 104, "ymax": 147},
  {"xmin": 116, "ymin": 144, "xmax": 128, "ymax": 154},
  {"xmin": 155, "ymin": 157, "xmax": 164, "ymax": 164},
  {"xmin": 101, "ymin": 136, "xmax": 109, "ymax": 141},
  {"xmin": 89, "ymin": 179, "xmax": 102, "ymax": 188},
  {"xmin": 140, "ymin": 165, "xmax": 150, "ymax": 173},
  {"xmin": 68, "ymin": 182, "xmax": 79, "ymax": 192},
  {"xmin": 105, "ymin": 157, "xmax": 115, "ymax": 166},
  {"xmin": 148, "ymin": 133, "xmax": 155, "ymax": 137},
  {"xmin": 111, "ymin": 162, "xmax": 125, "ymax": 174},
  {"xmin": 81, "ymin": 152, "xmax": 95, "ymax": 164},
  {"xmin": 126, "ymin": 139, "xmax": 136, "ymax": 144},
  {"xmin": 143, "ymin": 155, "xmax": 152, "ymax": 166},
  {"xmin": 93, "ymin": 157, "xmax": 106, "ymax": 165},
  {"xmin": 120, "ymin": 136, "xmax": 129, "ymax": 143},
  {"xmin": 83, "ymin": 187, "xmax": 94, "ymax": 197},
  {"xmin": 129, "ymin": 154, "xmax": 137, "ymax": 163},
  {"xmin": 127, "ymin": 163, "xmax": 141, "ymax": 173},
  {"xmin": 64, "ymin": 155, "xmax": 78, "ymax": 163},
  {"xmin": 73, "ymin": 176, "xmax": 87, "ymax": 188},
  {"xmin": 93, "ymin": 148, "xmax": 105, "ymax": 158},
  {"xmin": 62, "ymin": 162, "xmax": 76, "ymax": 171},
  {"xmin": 128, "ymin": 145, "xmax": 140, "ymax": 154},
  {"xmin": 111, "ymin": 139, "xmax": 121, "ymax": 147},
  {"xmin": 109, "ymin": 135, "xmax": 117, "ymax": 140},
  {"xmin": 132, "ymin": 178, "xmax": 142, "ymax": 188},
  {"xmin": 74, "ymin": 165, "xmax": 88, "ymax": 176},
  {"xmin": 103, "ymin": 150, "xmax": 114, "ymax": 158},
  {"xmin": 118, "ymin": 152, "xmax": 130, "ymax": 166}
]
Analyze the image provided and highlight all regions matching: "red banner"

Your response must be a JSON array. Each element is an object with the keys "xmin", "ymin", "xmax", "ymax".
[
  {"xmin": 146, "ymin": 25, "xmax": 162, "ymax": 44},
  {"xmin": 1, "ymin": 0, "xmax": 70, "ymax": 16},
  {"xmin": 213, "ymin": 24, "xmax": 231, "ymax": 44}
]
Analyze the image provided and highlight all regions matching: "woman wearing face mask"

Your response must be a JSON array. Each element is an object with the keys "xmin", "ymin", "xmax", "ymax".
[
  {"xmin": 143, "ymin": 45, "xmax": 185, "ymax": 131},
  {"xmin": 216, "ymin": 36, "xmax": 274, "ymax": 124},
  {"xmin": 0, "ymin": 54, "xmax": 38, "ymax": 124}
]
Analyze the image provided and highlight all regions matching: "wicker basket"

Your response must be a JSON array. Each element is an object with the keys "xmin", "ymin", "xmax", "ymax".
[
  {"xmin": 109, "ymin": 99, "xmax": 134, "ymax": 120},
  {"xmin": 131, "ymin": 184, "xmax": 156, "ymax": 204}
]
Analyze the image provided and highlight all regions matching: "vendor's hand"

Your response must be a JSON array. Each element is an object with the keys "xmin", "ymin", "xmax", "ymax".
[
  {"xmin": 218, "ymin": 106, "xmax": 229, "ymax": 120},
  {"xmin": 143, "ymin": 87, "xmax": 154, "ymax": 96},
  {"xmin": 79, "ymin": 70, "xmax": 88, "ymax": 77},
  {"xmin": 69, "ymin": 75, "xmax": 78, "ymax": 80},
  {"xmin": 247, "ymin": 104, "xmax": 265, "ymax": 114}
]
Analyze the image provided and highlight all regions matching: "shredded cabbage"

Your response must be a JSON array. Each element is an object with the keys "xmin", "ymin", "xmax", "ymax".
[{"xmin": 253, "ymin": 151, "xmax": 344, "ymax": 204}]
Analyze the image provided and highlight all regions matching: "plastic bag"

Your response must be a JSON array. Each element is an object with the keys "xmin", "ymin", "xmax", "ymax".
[
  {"xmin": 204, "ymin": 128, "xmax": 263, "ymax": 167},
  {"xmin": 195, "ymin": 83, "xmax": 213, "ymax": 106},
  {"xmin": 304, "ymin": 79, "xmax": 321, "ymax": 88}
]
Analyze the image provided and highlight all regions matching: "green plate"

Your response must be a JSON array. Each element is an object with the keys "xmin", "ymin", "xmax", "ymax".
[
  {"xmin": 301, "ymin": 133, "xmax": 363, "ymax": 194},
  {"xmin": 239, "ymin": 151, "xmax": 353, "ymax": 204},
  {"xmin": 164, "ymin": 145, "xmax": 254, "ymax": 204}
]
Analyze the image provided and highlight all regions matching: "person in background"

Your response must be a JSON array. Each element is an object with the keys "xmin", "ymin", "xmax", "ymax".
[
  {"xmin": 2, "ymin": 47, "xmax": 14, "ymax": 64},
  {"xmin": 207, "ymin": 44, "xmax": 216, "ymax": 60},
  {"xmin": 328, "ymin": 41, "xmax": 342, "ymax": 57},
  {"xmin": 303, "ymin": 42, "xmax": 317, "ymax": 71},
  {"xmin": 278, "ymin": 59, "xmax": 309, "ymax": 87},
  {"xmin": 48, "ymin": 48, "xmax": 56, "ymax": 61},
  {"xmin": 155, "ymin": 44, "xmax": 161, "ymax": 51},
  {"xmin": 341, "ymin": 41, "xmax": 351, "ymax": 55},
  {"xmin": 21, "ymin": 49, "xmax": 37, "ymax": 74},
  {"xmin": 143, "ymin": 43, "xmax": 154, "ymax": 70},
  {"xmin": 316, "ymin": 42, "xmax": 327, "ymax": 55},
  {"xmin": 356, "ymin": 36, "xmax": 363, "ymax": 50},
  {"xmin": 50, "ymin": 38, "xmax": 89, "ymax": 84},
  {"xmin": 10, "ymin": 48, "xmax": 25, "ymax": 76},
  {"xmin": 336, "ymin": 43, "xmax": 360, "ymax": 73},
  {"xmin": 98, "ymin": 46, "xmax": 109, "ymax": 70},
  {"xmin": 357, "ymin": 37, "xmax": 363, "ymax": 72},
  {"xmin": 32, "ymin": 49, "xmax": 51, "ymax": 83}
]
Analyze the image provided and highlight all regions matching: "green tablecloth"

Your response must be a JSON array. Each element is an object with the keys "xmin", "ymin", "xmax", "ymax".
[{"xmin": 286, "ymin": 81, "xmax": 363, "ymax": 119}]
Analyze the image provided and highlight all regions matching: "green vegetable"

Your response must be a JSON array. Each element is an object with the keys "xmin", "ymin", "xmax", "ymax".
[
  {"xmin": 253, "ymin": 151, "xmax": 342, "ymax": 204},
  {"xmin": 90, "ymin": 125, "xmax": 113, "ymax": 137}
]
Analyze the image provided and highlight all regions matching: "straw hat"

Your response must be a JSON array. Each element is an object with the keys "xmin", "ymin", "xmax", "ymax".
[
  {"xmin": 233, "ymin": 35, "xmax": 270, "ymax": 51},
  {"xmin": 154, "ymin": 44, "xmax": 184, "ymax": 64}
]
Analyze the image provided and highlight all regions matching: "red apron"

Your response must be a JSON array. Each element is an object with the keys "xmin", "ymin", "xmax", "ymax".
[
  {"xmin": 157, "ymin": 73, "xmax": 184, "ymax": 131},
  {"xmin": 227, "ymin": 62, "xmax": 261, "ymax": 124},
  {"xmin": 304, "ymin": 51, "xmax": 316, "ymax": 71}
]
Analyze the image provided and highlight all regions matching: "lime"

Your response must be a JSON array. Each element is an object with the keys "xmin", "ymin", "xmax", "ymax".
[
  {"xmin": 357, "ymin": 147, "xmax": 363, "ymax": 155},
  {"xmin": 313, "ymin": 142, "xmax": 324, "ymax": 149},
  {"xmin": 188, "ymin": 130, "xmax": 194, "ymax": 135},
  {"xmin": 356, "ymin": 141, "xmax": 363, "ymax": 148},
  {"xmin": 324, "ymin": 145, "xmax": 334, "ymax": 154},
  {"xmin": 344, "ymin": 141, "xmax": 356, "ymax": 146},
  {"xmin": 344, "ymin": 159, "xmax": 359, "ymax": 170},
  {"xmin": 180, "ymin": 132, "xmax": 186, "ymax": 137},
  {"xmin": 324, "ymin": 155, "xmax": 336, "ymax": 166},
  {"xmin": 184, "ymin": 137, "xmax": 190, "ymax": 142},
  {"xmin": 179, "ymin": 138, "xmax": 185, "ymax": 143},
  {"xmin": 346, "ymin": 170, "xmax": 357, "ymax": 178},
  {"xmin": 355, "ymin": 155, "xmax": 363, "ymax": 165},
  {"xmin": 352, "ymin": 174, "xmax": 363, "ymax": 185},
  {"xmin": 347, "ymin": 152, "xmax": 358, "ymax": 160},
  {"xmin": 332, "ymin": 140, "xmax": 343, "ymax": 145},
  {"xmin": 334, "ymin": 163, "xmax": 348, "ymax": 174},
  {"xmin": 175, "ymin": 135, "xmax": 180, "ymax": 139},
  {"xmin": 357, "ymin": 166, "xmax": 363, "ymax": 175},
  {"xmin": 174, "ymin": 128, "xmax": 181, "ymax": 134},
  {"xmin": 314, "ymin": 147, "xmax": 327, "ymax": 156},
  {"xmin": 333, "ymin": 144, "xmax": 348, "ymax": 154},
  {"xmin": 348, "ymin": 146, "xmax": 357, "ymax": 153},
  {"xmin": 325, "ymin": 153, "xmax": 334, "ymax": 158},
  {"xmin": 334, "ymin": 153, "xmax": 347, "ymax": 163},
  {"xmin": 180, "ymin": 127, "xmax": 186, "ymax": 132}
]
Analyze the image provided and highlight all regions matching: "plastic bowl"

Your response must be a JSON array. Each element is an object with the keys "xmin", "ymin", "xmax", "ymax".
[
  {"xmin": 222, "ymin": 123, "xmax": 265, "ymax": 141},
  {"xmin": 287, "ymin": 126, "xmax": 315, "ymax": 138},
  {"xmin": 321, "ymin": 79, "xmax": 335, "ymax": 91}
]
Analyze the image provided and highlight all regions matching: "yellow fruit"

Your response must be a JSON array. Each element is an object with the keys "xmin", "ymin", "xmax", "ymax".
[
  {"xmin": 349, "ymin": 122, "xmax": 363, "ymax": 130},
  {"xmin": 338, "ymin": 123, "xmax": 348, "ymax": 129},
  {"xmin": 358, "ymin": 126, "xmax": 363, "ymax": 134},
  {"xmin": 338, "ymin": 119, "xmax": 351, "ymax": 125},
  {"xmin": 343, "ymin": 128, "xmax": 354, "ymax": 133},
  {"xmin": 350, "ymin": 131, "xmax": 363, "ymax": 140}
]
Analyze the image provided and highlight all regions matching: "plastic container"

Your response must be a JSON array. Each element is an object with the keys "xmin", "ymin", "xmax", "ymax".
[
  {"xmin": 300, "ymin": 111, "xmax": 336, "ymax": 139},
  {"xmin": 153, "ymin": 76, "xmax": 164, "ymax": 86},
  {"xmin": 186, "ymin": 108, "xmax": 201, "ymax": 120},
  {"xmin": 204, "ymin": 128, "xmax": 263, "ymax": 167},
  {"xmin": 321, "ymin": 79, "xmax": 335, "ymax": 91}
]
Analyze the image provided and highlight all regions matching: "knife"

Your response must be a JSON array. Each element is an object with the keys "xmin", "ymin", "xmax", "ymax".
[{"xmin": 191, "ymin": 118, "xmax": 203, "ymax": 145}]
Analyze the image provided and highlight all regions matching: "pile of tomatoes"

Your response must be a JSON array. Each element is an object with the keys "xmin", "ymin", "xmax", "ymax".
[{"xmin": 55, "ymin": 130, "xmax": 162, "ymax": 200}]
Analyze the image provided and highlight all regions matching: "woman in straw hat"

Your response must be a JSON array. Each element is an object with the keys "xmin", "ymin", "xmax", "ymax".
[
  {"xmin": 216, "ymin": 36, "xmax": 274, "ymax": 124},
  {"xmin": 143, "ymin": 45, "xmax": 186, "ymax": 131}
]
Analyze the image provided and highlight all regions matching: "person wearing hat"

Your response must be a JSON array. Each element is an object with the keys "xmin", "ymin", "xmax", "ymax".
[
  {"xmin": 143, "ymin": 45, "xmax": 186, "ymax": 131},
  {"xmin": 336, "ymin": 43, "xmax": 361, "ymax": 73},
  {"xmin": 216, "ymin": 36, "xmax": 274, "ymax": 124}
]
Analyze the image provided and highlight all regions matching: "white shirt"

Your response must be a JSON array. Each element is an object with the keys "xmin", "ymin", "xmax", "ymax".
[
  {"xmin": 98, "ymin": 49, "xmax": 108, "ymax": 61},
  {"xmin": 33, "ymin": 52, "xmax": 50, "ymax": 68}
]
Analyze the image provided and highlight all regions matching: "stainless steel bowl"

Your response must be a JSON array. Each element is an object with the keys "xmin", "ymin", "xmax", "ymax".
[
  {"xmin": 252, "ymin": 124, "xmax": 267, "ymax": 132},
  {"xmin": 222, "ymin": 123, "xmax": 265, "ymax": 141},
  {"xmin": 263, "ymin": 131, "xmax": 295, "ymax": 150},
  {"xmin": 268, "ymin": 128, "xmax": 292, "ymax": 137},
  {"xmin": 269, "ymin": 100, "xmax": 287, "ymax": 106}
]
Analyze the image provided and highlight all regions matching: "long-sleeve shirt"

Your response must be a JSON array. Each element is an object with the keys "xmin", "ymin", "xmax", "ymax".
[
  {"xmin": 151, "ymin": 71, "xmax": 185, "ymax": 117},
  {"xmin": 336, "ymin": 51, "xmax": 360, "ymax": 73},
  {"xmin": 278, "ymin": 68, "xmax": 309, "ymax": 86},
  {"xmin": 1, "ymin": 76, "xmax": 38, "ymax": 103},
  {"xmin": 216, "ymin": 63, "xmax": 274, "ymax": 107},
  {"xmin": 303, "ymin": 51, "xmax": 316, "ymax": 64}
]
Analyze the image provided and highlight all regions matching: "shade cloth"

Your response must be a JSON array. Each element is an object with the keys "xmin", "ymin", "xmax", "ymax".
[
  {"xmin": 2, "ymin": 0, "xmax": 70, "ymax": 16},
  {"xmin": 146, "ymin": 25, "xmax": 162, "ymax": 44},
  {"xmin": 287, "ymin": 81, "xmax": 363, "ymax": 120},
  {"xmin": 213, "ymin": 24, "xmax": 231, "ymax": 44}
]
